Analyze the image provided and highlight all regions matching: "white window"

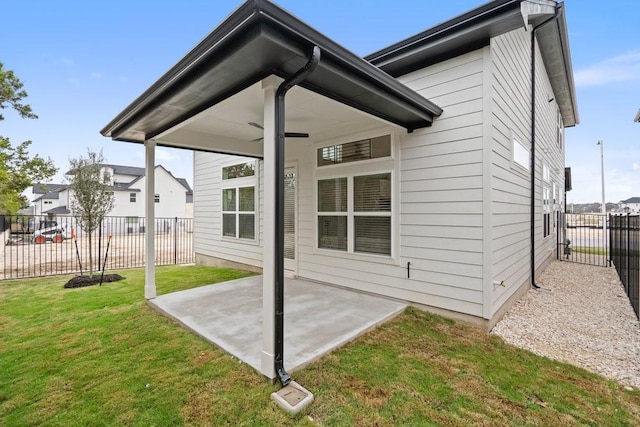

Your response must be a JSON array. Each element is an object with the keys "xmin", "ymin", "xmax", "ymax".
[
  {"xmin": 316, "ymin": 134, "xmax": 393, "ymax": 257},
  {"xmin": 221, "ymin": 161, "xmax": 256, "ymax": 240},
  {"xmin": 557, "ymin": 110, "xmax": 564, "ymax": 150},
  {"xmin": 154, "ymin": 193, "xmax": 160, "ymax": 203},
  {"xmin": 130, "ymin": 192, "xmax": 136, "ymax": 203},
  {"xmin": 543, "ymin": 186, "xmax": 551, "ymax": 238},
  {"xmin": 512, "ymin": 137, "xmax": 530, "ymax": 171},
  {"xmin": 542, "ymin": 163, "xmax": 550, "ymax": 182}
]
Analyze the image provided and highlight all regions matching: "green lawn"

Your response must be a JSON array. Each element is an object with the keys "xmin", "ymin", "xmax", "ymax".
[{"xmin": 1, "ymin": 266, "xmax": 639, "ymax": 426}]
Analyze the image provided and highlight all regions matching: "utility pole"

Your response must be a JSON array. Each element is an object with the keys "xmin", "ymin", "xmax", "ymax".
[{"xmin": 597, "ymin": 140, "xmax": 606, "ymax": 240}]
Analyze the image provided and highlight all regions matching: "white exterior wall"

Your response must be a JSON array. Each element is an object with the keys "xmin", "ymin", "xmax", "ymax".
[
  {"xmin": 193, "ymin": 50, "xmax": 488, "ymax": 319},
  {"xmin": 193, "ymin": 153, "xmax": 264, "ymax": 268},
  {"xmin": 489, "ymin": 28, "xmax": 565, "ymax": 316},
  {"xmin": 192, "ymin": 31, "xmax": 566, "ymax": 324},
  {"xmin": 396, "ymin": 49, "xmax": 486, "ymax": 317}
]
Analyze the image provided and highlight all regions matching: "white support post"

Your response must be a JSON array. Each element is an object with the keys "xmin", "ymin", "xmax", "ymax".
[
  {"xmin": 261, "ymin": 76, "xmax": 280, "ymax": 379},
  {"xmin": 145, "ymin": 140, "xmax": 157, "ymax": 299}
]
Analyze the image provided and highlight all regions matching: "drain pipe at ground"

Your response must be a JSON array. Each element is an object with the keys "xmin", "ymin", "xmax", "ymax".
[
  {"xmin": 529, "ymin": 7, "xmax": 560, "ymax": 289},
  {"xmin": 273, "ymin": 46, "xmax": 321, "ymax": 387}
]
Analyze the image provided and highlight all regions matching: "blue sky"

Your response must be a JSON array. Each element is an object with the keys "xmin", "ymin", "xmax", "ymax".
[{"xmin": 2, "ymin": 0, "xmax": 639, "ymax": 204}]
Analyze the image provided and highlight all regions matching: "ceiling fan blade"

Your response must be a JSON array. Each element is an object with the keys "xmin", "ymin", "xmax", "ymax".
[
  {"xmin": 248, "ymin": 122, "xmax": 309, "ymax": 140},
  {"xmin": 248, "ymin": 122, "xmax": 264, "ymax": 130}
]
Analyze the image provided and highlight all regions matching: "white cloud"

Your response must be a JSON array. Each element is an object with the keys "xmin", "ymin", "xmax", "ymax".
[
  {"xmin": 633, "ymin": 163, "xmax": 639, "ymax": 171},
  {"xmin": 67, "ymin": 77, "xmax": 81, "ymax": 87},
  {"xmin": 91, "ymin": 72, "xmax": 102, "ymax": 79},
  {"xmin": 574, "ymin": 50, "xmax": 640, "ymax": 87}
]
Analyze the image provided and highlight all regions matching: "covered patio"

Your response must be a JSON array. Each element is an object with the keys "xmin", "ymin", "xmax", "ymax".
[
  {"xmin": 149, "ymin": 276, "xmax": 406, "ymax": 374},
  {"xmin": 101, "ymin": 0, "xmax": 440, "ymax": 384}
]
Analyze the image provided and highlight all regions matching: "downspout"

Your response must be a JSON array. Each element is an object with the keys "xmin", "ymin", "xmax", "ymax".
[
  {"xmin": 273, "ymin": 45, "xmax": 321, "ymax": 387},
  {"xmin": 529, "ymin": 7, "xmax": 560, "ymax": 288}
]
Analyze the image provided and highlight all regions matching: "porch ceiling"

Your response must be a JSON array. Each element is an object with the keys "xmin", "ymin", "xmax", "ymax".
[
  {"xmin": 151, "ymin": 81, "xmax": 387, "ymax": 158},
  {"xmin": 100, "ymin": 0, "xmax": 442, "ymax": 152}
]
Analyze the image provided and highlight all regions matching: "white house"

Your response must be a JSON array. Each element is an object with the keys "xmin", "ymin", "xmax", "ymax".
[
  {"xmin": 101, "ymin": 0, "xmax": 578, "ymax": 381},
  {"xmin": 32, "ymin": 164, "xmax": 193, "ymax": 220},
  {"xmin": 619, "ymin": 197, "xmax": 640, "ymax": 214}
]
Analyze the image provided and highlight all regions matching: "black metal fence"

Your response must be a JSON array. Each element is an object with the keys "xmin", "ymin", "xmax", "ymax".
[
  {"xmin": 557, "ymin": 212, "xmax": 609, "ymax": 267},
  {"xmin": 609, "ymin": 214, "xmax": 640, "ymax": 320},
  {"xmin": 1, "ymin": 215, "xmax": 194, "ymax": 280}
]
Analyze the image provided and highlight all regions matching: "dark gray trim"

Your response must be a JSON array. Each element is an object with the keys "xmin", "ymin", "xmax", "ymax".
[
  {"xmin": 366, "ymin": 0, "xmax": 520, "ymax": 76},
  {"xmin": 366, "ymin": 0, "xmax": 578, "ymax": 127},
  {"xmin": 101, "ymin": 0, "xmax": 441, "ymax": 143},
  {"xmin": 634, "ymin": 109, "xmax": 640, "ymax": 123}
]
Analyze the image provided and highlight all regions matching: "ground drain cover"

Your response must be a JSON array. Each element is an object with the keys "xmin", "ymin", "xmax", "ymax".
[{"xmin": 271, "ymin": 381, "xmax": 314, "ymax": 415}]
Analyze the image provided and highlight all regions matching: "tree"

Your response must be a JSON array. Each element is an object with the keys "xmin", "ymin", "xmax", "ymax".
[
  {"xmin": 68, "ymin": 149, "xmax": 115, "ymax": 276},
  {"xmin": 0, "ymin": 62, "xmax": 57, "ymax": 214}
]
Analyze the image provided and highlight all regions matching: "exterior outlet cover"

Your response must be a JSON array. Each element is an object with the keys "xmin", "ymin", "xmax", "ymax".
[{"xmin": 271, "ymin": 381, "xmax": 314, "ymax": 415}]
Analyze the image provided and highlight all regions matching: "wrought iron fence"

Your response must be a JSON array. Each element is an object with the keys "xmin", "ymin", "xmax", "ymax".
[
  {"xmin": 557, "ymin": 212, "xmax": 609, "ymax": 267},
  {"xmin": 1, "ymin": 215, "xmax": 194, "ymax": 280},
  {"xmin": 609, "ymin": 214, "xmax": 640, "ymax": 320}
]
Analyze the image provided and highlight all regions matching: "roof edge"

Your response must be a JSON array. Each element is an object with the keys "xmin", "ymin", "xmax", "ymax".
[{"xmin": 365, "ymin": 0, "xmax": 519, "ymax": 64}]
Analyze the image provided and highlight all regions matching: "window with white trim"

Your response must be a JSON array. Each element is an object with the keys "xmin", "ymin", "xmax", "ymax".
[
  {"xmin": 154, "ymin": 193, "xmax": 160, "ymax": 203},
  {"xmin": 513, "ymin": 137, "xmax": 530, "ymax": 171},
  {"xmin": 557, "ymin": 109, "xmax": 564, "ymax": 150},
  {"xmin": 543, "ymin": 186, "xmax": 551, "ymax": 238},
  {"xmin": 130, "ymin": 192, "xmax": 136, "ymax": 203},
  {"xmin": 221, "ymin": 161, "xmax": 256, "ymax": 240},
  {"xmin": 316, "ymin": 135, "xmax": 393, "ymax": 256}
]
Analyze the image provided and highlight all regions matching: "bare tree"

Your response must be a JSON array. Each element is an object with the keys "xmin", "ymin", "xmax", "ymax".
[{"xmin": 68, "ymin": 149, "xmax": 114, "ymax": 276}]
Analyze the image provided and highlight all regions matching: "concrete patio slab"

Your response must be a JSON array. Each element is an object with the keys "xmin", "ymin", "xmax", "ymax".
[{"xmin": 149, "ymin": 276, "xmax": 406, "ymax": 375}]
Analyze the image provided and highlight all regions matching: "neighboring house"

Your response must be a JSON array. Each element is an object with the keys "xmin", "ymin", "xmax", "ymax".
[
  {"xmin": 101, "ymin": 0, "xmax": 578, "ymax": 379},
  {"xmin": 32, "ymin": 164, "xmax": 193, "ymax": 220},
  {"xmin": 619, "ymin": 197, "xmax": 640, "ymax": 213}
]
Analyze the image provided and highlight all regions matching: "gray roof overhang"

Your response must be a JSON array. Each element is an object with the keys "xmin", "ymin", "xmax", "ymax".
[
  {"xmin": 101, "ymin": 0, "xmax": 442, "ymax": 143},
  {"xmin": 366, "ymin": 0, "xmax": 578, "ymax": 127}
]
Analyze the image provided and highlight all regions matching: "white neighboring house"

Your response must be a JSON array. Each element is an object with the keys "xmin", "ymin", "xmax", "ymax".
[
  {"xmin": 619, "ymin": 197, "xmax": 640, "ymax": 213},
  {"xmin": 32, "ymin": 164, "xmax": 193, "ymax": 222}
]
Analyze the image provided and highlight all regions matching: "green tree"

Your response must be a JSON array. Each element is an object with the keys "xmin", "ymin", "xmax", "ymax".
[
  {"xmin": 0, "ymin": 62, "xmax": 57, "ymax": 214},
  {"xmin": 68, "ymin": 149, "xmax": 115, "ymax": 276}
]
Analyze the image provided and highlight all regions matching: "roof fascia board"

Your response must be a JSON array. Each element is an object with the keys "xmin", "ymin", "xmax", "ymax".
[
  {"xmin": 366, "ymin": 0, "xmax": 520, "ymax": 65},
  {"xmin": 102, "ymin": 1, "xmax": 262, "ymax": 138},
  {"xmin": 256, "ymin": 1, "xmax": 442, "ymax": 116},
  {"xmin": 102, "ymin": 0, "xmax": 442, "ymax": 142},
  {"xmin": 534, "ymin": 4, "xmax": 579, "ymax": 126}
]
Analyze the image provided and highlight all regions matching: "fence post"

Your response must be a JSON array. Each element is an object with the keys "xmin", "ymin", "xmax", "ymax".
[
  {"xmin": 627, "ymin": 213, "xmax": 630, "ymax": 294},
  {"xmin": 174, "ymin": 216, "xmax": 178, "ymax": 265}
]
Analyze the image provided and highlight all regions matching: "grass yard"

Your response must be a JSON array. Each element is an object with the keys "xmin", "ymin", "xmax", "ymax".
[{"xmin": 1, "ymin": 266, "xmax": 639, "ymax": 426}]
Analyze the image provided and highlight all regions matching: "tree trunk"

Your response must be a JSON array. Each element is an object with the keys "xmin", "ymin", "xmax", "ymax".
[{"xmin": 88, "ymin": 232, "xmax": 93, "ymax": 277}]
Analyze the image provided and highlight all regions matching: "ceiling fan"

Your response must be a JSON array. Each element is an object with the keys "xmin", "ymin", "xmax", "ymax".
[{"xmin": 248, "ymin": 122, "xmax": 309, "ymax": 142}]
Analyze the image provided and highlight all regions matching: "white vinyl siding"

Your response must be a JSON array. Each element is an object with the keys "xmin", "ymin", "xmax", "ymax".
[
  {"xmin": 193, "ymin": 153, "xmax": 263, "ymax": 268},
  {"xmin": 490, "ymin": 28, "xmax": 565, "ymax": 315},
  {"xmin": 397, "ymin": 49, "xmax": 486, "ymax": 316}
]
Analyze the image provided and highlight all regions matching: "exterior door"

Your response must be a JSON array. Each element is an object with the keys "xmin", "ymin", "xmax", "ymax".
[{"xmin": 284, "ymin": 167, "xmax": 297, "ymax": 273}]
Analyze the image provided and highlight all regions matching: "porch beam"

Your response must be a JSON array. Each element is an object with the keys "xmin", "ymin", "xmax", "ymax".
[{"xmin": 144, "ymin": 140, "xmax": 156, "ymax": 299}]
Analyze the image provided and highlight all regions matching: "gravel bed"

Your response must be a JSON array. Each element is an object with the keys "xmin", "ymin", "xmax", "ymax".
[{"xmin": 491, "ymin": 260, "xmax": 640, "ymax": 389}]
